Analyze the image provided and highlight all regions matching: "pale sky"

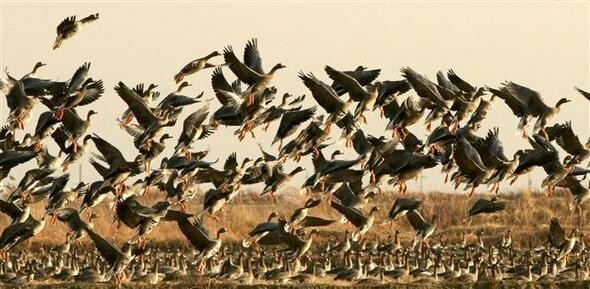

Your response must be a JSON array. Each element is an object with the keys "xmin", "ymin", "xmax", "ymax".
[{"xmin": 1, "ymin": 1, "xmax": 589, "ymax": 193}]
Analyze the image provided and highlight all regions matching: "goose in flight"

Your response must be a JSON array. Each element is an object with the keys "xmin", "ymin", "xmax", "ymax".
[
  {"xmin": 53, "ymin": 13, "xmax": 99, "ymax": 49},
  {"xmin": 174, "ymin": 51, "xmax": 221, "ymax": 83},
  {"xmin": 223, "ymin": 38, "xmax": 286, "ymax": 104}
]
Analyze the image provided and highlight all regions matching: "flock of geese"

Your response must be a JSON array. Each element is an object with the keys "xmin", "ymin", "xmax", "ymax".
[{"xmin": 0, "ymin": 12, "xmax": 590, "ymax": 286}]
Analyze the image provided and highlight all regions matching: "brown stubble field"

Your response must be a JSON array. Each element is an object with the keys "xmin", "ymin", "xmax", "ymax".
[{"xmin": 1, "ymin": 187, "xmax": 588, "ymax": 250}]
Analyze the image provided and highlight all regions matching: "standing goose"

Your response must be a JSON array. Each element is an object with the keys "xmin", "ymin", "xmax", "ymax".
[
  {"xmin": 53, "ymin": 13, "xmax": 99, "ymax": 49},
  {"xmin": 174, "ymin": 51, "xmax": 221, "ymax": 83},
  {"xmin": 406, "ymin": 210, "xmax": 438, "ymax": 252},
  {"xmin": 330, "ymin": 201, "xmax": 378, "ymax": 241},
  {"xmin": 324, "ymin": 65, "xmax": 382, "ymax": 123},
  {"xmin": 223, "ymin": 38, "xmax": 286, "ymax": 104}
]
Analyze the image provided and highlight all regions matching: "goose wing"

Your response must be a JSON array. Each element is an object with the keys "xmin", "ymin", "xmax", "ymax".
[
  {"xmin": 487, "ymin": 85, "xmax": 528, "ymax": 117},
  {"xmin": 84, "ymin": 226, "xmax": 123, "ymax": 266},
  {"xmin": 467, "ymin": 199, "xmax": 505, "ymax": 216},
  {"xmin": 555, "ymin": 122, "xmax": 585, "ymax": 155},
  {"xmin": 299, "ymin": 72, "xmax": 344, "ymax": 113},
  {"xmin": 274, "ymin": 107, "xmax": 316, "ymax": 141},
  {"xmin": 549, "ymin": 217, "xmax": 566, "ymax": 248},
  {"xmin": 90, "ymin": 134, "xmax": 127, "ymax": 167},
  {"xmin": 505, "ymin": 82, "xmax": 548, "ymax": 116},
  {"xmin": 114, "ymin": 81, "xmax": 159, "ymax": 129},
  {"xmin": 223, "ymin": 45, "xmax": 262, "ymax": 85},
  {"xmin": 406, "ymin": 210, "xmax": 429, "ymax": 231},
  {"xmin": 575, "ymin": 87, "xmax": 590, "ymax": 101},
  {"xmin": 330, "ymin": 201, "xmax": 367, "ymax": 228},
  {"xmin": 176, "ymin": 217, "xmax": 214, "ymax": 250},
  {"xmin": 67, "ymin": 62, "xmax": 91, "ymax": 94},
  {"xmin": 447, "ymin": 69, "xmax": 476, "ymax": 94},
  {"xmin": 0, "ymin": 200, "xmax": 23, "ymax": 220},
  {"xmin": 331, "ymin": 66, "xmax": 381, "ymax": 96},
  {"xmin": 325, "ymin": 65, "xmax": 367, "ymax": 101},
  {"xmin": 299, "ymin": 215, "xmax": 335, "ymax": 228},
  {"xmin": 244, "ymin": 39, "xmax": 265, "ymax": 75}
]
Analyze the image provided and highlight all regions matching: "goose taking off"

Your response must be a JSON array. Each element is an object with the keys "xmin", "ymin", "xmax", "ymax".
[
  {"xmin": 406, "ymin": 210, "xmax": 438, "ymax": 252},
  {"xmin": 53, "ymin": 13, "xmax": 99, "ymax": 49},
  {"xmin": 548, "ymin": 217, "xmax": 578, "ymax": 260}
]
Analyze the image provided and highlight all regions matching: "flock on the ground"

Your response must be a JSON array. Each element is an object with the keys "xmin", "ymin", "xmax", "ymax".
[{"xmin": 1, "ymin": 12, "xmax": 590, "ymax": 286}]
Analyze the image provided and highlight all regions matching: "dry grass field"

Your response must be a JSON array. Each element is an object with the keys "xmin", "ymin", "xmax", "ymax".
[{"xmin": 2, "ymin": 187, "xmax": 587, "ymax": 250}]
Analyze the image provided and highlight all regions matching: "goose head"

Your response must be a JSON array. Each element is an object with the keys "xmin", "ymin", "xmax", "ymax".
[
  {"xmin": 304, "ymin": 198, "xmax": 320, "ymax": 208},
  {"xmin": 289, "ymin": 166, "xmax": 305, "ymax": 177},
  {"xmin": 159, "ymin": 133, "xmax": 173, "ymax": 143},
  {"xmin": 86, "ymin": 110, "xmax": 98, "ymax": 120},
  {"xmin": 241, "ymin": 157, "xmax": 253, "ymax": 169},
  {"xmin": 147, "ymin": 83, "xmax": 158, "ymax": 92},
  {"xmin": 269, "ymin": 63, "xmax": 286, "ymax": 74},
  {"xmin": 330, "ymin": 150, "xmax": 343, "ymax": 160},
  {"xmin": 32, "ymin": 62, "xmax": 46, "ymax": 73},
  {"xmin": 431, "ymin": 214, "xmax": 439, "ymax": 224},
  {"xmin": 513, "ymin": 149, "xmax": 525, "ymax": 161},
  {"xmin": 267, "ymin": 212, "xmax": 279, "ymax": 222},
  {"xmin": 216, "ymin": 228, "xmax": 229, "ymax": 239},
  {"xmin": 177, "ymin": 81, "xmax": 191, "ymax": 93},
  {"xmin": 81, "ymin": 78, "xmax": 94, "ymax": 88},
  {"xmin": 555, "ymin": 98, "xmax": 571, "ymax": 108},
  {"xmin": 369, "ymin": 206, "xmax": 379, "ymax": 216},
  {"xmin": 280, "ymin": 93, "xmax": 291, "ymax": 106},
  {"xmin": 207, "ymin": 51, "xmax": 221, "ymax": 58},
  {"xmin": 82, "ymin": 134, "xmax": 93, "ymax": 145}
]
